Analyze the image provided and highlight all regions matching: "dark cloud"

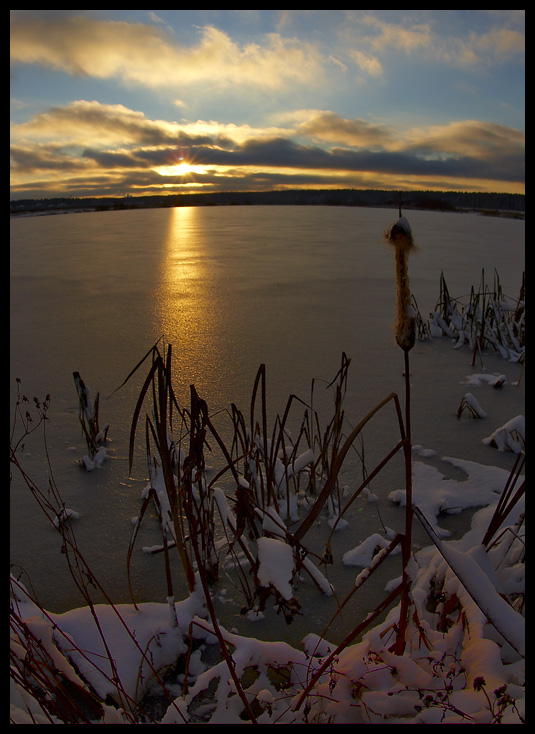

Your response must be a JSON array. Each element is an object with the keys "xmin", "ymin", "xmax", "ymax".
[
  {"xmin": 81, "ymin": 148, "xmax": 146, "ymax": 169},
  {"xmin": 13, "ymin": 128, "xmax": 524, "ymax": 187},
  {"xmin": 176, "ymin": 136, "xmax": 525, "ymax": 184},
  {"xmin": 10, "ymin": 144, "xmax": 87, "ymax": 172}
]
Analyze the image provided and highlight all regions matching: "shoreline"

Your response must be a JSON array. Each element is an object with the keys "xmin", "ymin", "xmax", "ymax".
[
  {"xmin": 10, "ymin": 188, "xmax": 525, "ymax": 220},
  {"xmin": 9, "ymin": 203, "xmax": 526, "ymax": 221}
]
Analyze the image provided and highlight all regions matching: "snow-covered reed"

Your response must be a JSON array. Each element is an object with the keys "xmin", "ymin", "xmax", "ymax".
[{"xmin": 430, "ymin": 269, "xmax": 525, "ymax": 365}]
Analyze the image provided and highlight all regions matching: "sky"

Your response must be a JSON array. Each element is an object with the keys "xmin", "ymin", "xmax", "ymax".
[{"xmin": 10, "ymin": 10, "xmax": 525, "ymax": 201}]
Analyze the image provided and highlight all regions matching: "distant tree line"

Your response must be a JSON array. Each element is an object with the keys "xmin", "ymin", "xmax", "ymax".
[{"xmin": 10, "ymin": 189, "xmax": 525, "ymax": 216}]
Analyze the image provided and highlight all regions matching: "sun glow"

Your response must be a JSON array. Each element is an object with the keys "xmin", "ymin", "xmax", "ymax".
[{"xmin": 155, "ymin": 160, "xmax": 205, "ymax": 177}]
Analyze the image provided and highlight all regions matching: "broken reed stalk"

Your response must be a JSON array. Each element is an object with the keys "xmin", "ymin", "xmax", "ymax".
[
  {"xmin": 385, "ymin": 209, "xmax": 416, "ymax": 654},
  {"xmin": 73, "ymin": 371, "xmax": 109, "ymax": 459}
]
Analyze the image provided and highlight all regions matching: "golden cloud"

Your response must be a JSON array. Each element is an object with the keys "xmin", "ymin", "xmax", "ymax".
[
  {"xmin": 10, "ymin": 14, "xmax": 324, "ymax": 91},
  {"xmin": 296, "ymin": 111, "xmax": 393, "ymax": 148},
  {"xmin": 11, "ymin": 101, "xmax": 186, "ymax": 146},
  {"xmin": 403, "ymin": 120, "xmax": 525, "ymax": 160}
]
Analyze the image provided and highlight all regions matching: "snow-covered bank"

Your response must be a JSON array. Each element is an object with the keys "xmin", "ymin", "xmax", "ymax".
[{"xmin": 11, "ymin": 449, "xmax": 524, "ymax": 724}]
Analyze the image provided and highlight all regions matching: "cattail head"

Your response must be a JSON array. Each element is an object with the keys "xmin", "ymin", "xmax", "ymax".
[
  {"xmin": 385, "ymin": 215, "xmax": 415, "ymax": 253},
  {"xmin": 386, "ymin": 215, "xmax": 416, "ymax": 352}
]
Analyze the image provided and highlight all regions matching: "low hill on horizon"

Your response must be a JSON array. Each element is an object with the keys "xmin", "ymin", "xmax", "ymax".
[{"xmin": 10, "ymin": 188, "xmax": 525, "ymax": 217}]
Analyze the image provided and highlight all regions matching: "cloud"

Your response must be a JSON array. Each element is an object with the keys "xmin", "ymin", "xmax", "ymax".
[
  {"xmin": 347, "ymin": 49, "xmax": 383, "ymax": 77},
  {"xmin": 343, "ymin": 12, "xmax": 524, "ymax": 69},
  {"xmin": 10, "ymin": 100, "xmax": 524, "ymax": 199},
  {"xmin": 10, "ymin": 13, "xmax": 324, "ymax": 91},
  {"xmin": 278, "ymin": 112, "xmax": 524, "ymax": 182},
  {"xmin": 403, "ymin": 120, "xmax": 525, "ymax": 169},
  {"xmin": 206, "ymin": 135, "xmax": 523, "ymax": 184},
  {"xmin": 360, "ymin": 15, "xmax": 433, "ymax": 55},
  {"xmin": 11, "ymin": 100, "xmax": 298, "ymax": 154},
  {"xmin": 11, "ymin": 100, "xmax": 209, "ymax": 148},
  {"xmin": 10, "ymin": 143, "xmax": 90, "ymax": 173},
  {"xmin": 147, "ymin": 12, "xmax": 166, "ymax": 26},
  {"xmin": 469, "ymin": 27, "xmax": 525, "ymax": 63},
  {"xmin": 295, "ymin": 111, "xmax": 393, "ymax": 148}
]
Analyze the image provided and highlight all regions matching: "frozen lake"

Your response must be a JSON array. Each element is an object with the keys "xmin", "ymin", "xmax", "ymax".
[{"xmin": 10, "ymin": 205, "xmax": 524, "ymax": 643}]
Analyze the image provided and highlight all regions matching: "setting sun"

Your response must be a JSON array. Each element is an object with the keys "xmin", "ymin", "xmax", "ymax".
[{"xmin": 155, "ymin": 160, "xmax": 205, "ymax": 177}]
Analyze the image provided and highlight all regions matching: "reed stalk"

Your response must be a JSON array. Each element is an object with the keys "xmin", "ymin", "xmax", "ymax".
[{"xmin": 73, "ymin": 371, "xmax": 109, "ymax": 460}]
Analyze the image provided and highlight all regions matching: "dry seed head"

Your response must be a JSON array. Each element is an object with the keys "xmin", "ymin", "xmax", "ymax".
[{"xmin": 386, "ymin": 216, "xmax": 416, "ymax": 352}]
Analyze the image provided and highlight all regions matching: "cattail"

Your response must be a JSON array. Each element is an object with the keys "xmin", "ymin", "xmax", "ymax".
[
  {"xmin": 385, "ymin": 207, "xmax": 416, "ymax": 654},
  {"xmin": 385, "ymin": 214, "xmax": 416, "ymax": 352}
]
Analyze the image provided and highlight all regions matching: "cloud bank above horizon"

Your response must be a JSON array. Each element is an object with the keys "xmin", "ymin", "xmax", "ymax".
[{"xmin": 10, "ymin": 10, "xmax": 525, "ymax": 199}]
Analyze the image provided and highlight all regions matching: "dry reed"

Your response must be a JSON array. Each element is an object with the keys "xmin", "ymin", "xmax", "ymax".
[{"xmin": 432, "ymin": 269, "xmax": 525, "ymax": 365}]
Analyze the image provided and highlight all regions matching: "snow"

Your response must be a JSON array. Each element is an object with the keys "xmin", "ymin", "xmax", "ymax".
[
  {"xmin": 52, "ymin": 508, "xmax": 81, "ymax": 528},
  {"xmin": 389, "ymin": 456, "xmax": 512, "ymax": 539},
  {"xmin": 483, "ymin": 415, "xmax": 525, "ymax": 453},
  {"xmin": 396, "ymin": 215, "xmax": 412, "ymax": 236},
  {"xmin": 78, "ymin": 446, "xmax": 108, "ymax": 471},
  {"xmin": 461, "ymin": 372, "xmax": 508, "ymax": 388},
  {"xmin": 11, "ymin": 441, "xmax": 524, "ymax": 723},
  {"xmin": 343, "ymin": 532, "xmax": 401, "ymax": 568},
  {"xmin": 462, "ymin": 392, "xmax": 487, "ymax": 418},
  {"xmin": 256, "ymin": 537, "xmax": 294, "ymax": 601},
  {"xmin": 11, "ymin": 348, "xmax": 525, "ymax": 725}
]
